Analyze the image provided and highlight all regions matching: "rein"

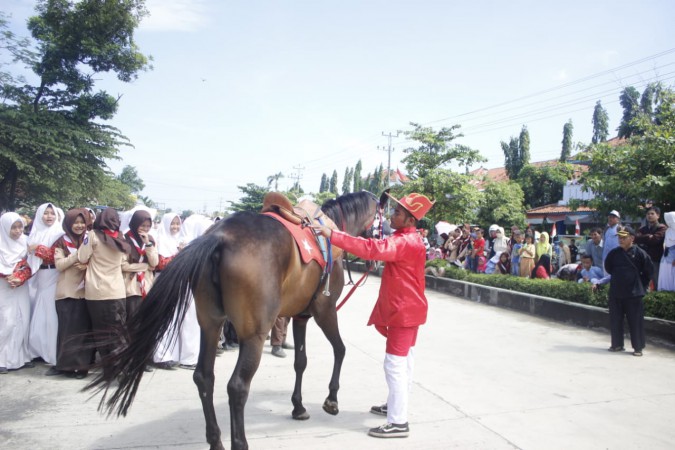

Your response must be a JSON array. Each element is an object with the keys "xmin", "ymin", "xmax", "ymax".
[{"xmin": 335, "ymin": 202, "xmax": 384, "ymax": 312}]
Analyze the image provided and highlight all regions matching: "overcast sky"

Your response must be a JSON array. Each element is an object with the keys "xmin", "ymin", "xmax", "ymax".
[{"xmin": 5, "ymin": 0, "xmax": 675, "ymax": 213}]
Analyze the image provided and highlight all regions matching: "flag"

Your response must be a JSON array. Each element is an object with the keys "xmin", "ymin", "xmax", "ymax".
[
  {"xmin": 550, "ymin": 223, "xmax": 557, "ymax": 239},
  {"xmin": 575, "ymin": 219, "xmax": 580, "ymax": 236}
]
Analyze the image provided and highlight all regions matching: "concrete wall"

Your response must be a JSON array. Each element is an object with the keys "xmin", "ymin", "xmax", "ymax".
[{"xmin": 350, "ymin": 262, "xmax": 675, "ymax": 347}]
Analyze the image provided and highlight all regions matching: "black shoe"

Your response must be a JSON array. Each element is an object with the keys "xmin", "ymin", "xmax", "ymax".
[
  {"xmin": 368, "ymin": 422, "xmax": 409, "ymax": 438},
  {"xmin": 45, "ymin": 367, "xmax": 62, "ymax": 376},
  {"xmin": 74, "ymin": 371, "xmax": 88, "ymax": 379},
  {"xmin": 178, "ymin": 364, "xmax": 197, "ymax": 370},
  {"xmin": 281, "ymin": 342, "xmax": 294, "ymax": 350},
  {"xmin": 271, "ymin": 346, "xmax": 286, "ymax": 358},
  {"xmin": 0, "ymin": 367, "xmax": 8, "ymax": 374},
  {"xmin": 144, "ymin": 365, "xmax": 154, "ymax": 372},
  {"xmin": 370, "ymin": 404, "xmax": 387, "ymax": 416},
  {"xmin": 608, "ymin": 346, "xmax": 625, "ymax": 352},
  {"xmin": 154, "ymin": 362, "xmax": 177, "ymax": 370},
  {"xmin": 22, "ymin": 361, "xmax": 35, "ymax": 369}
]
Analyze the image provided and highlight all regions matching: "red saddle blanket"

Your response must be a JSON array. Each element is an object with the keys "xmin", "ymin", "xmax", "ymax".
[{"xmin": 263, "ymin": 212, "xmax": 326, "ymax": 270}]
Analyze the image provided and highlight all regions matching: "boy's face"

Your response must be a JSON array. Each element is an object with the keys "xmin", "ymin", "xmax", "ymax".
[
  {"xmin": 515, "ymin": 234, "xmax": 523, "ymax": 243},
  {"xmin": 581, "ymin": 258, "xmax": 592, "ymax": 270},
  {"xmin": 390, "ymin": 205, "xmax": 413, "ymax": 230}
]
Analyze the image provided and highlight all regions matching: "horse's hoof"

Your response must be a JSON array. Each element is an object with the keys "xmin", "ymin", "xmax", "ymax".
[
  {"xmin": 292, "ymin": 409, "xmax": 310, "ymax": 420},
  {"xmin": 322, "ymin": 399, "xmax": 339, "ymax": 415}
]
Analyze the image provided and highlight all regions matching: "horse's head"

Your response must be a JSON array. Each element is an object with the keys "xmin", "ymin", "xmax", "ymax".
[{"xmin": 322, "ymin": 191, "xmax": 379, "ymax": 238}]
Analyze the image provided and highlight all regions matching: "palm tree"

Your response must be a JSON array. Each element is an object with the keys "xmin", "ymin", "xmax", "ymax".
[{"xmin": 267, "ymin": 172, "xmax": 284, "ymax": 191}]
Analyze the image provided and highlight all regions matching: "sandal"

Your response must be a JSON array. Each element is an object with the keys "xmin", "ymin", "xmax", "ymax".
[{"xmin": 607, "ymin": 346, "xmax": 625, "ymax": 352}]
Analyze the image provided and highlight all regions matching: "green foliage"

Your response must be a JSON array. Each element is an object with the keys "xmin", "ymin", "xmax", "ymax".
[
  {"xmin": 266, "ymin": 172, "xmax": 284, "ymax": 191},
  {"xmin": 581, "ymin": 86, "xmax": 675, "ymax": 218},
  {"xmin": 501, "ymin": 126, "xmax": 530, "ymax": 179},
  {"xmin": 476, "ymin": 181, "xmax": 527, "ymax": 230},
  {"xmin": 353, "ymin": 160, "xmax": 362, "ymax": 192},
  {"xmin": 0, "ymin": 1, "xmax": 151, "ymax": 212},
  {"xmin": 117, "ymin": 165, "xmax": 144, "ymax": 193},
  {"xmin": 560, "ymin": 120, "xmax": 573, "ymax": 162},
  {"xmin": 429, "ymin": 262, "xmax": 675, "ymax": 320},
  {"xmin": 342, "ymin": 167, "xmax": 353, "ymax": 194},
  {"xmin": 229, "ymin": 183, "xmax": 269, "ymax": 213},
  {"xmin": 618, "ymin": 86, "xmax": 641, "ymax": 138},
  {"xmin": 329, "ymin": 170, "xmax": 338, "ymax": 195},
  {"xmin": 314, "ymin": 191, "xmax": 336, "ymax": 205},
  {"xmin": 398, "ymin": 168, "xmax": 481, "ymax": 225},
  {"xmin": 516, "ymin": 163, "xmax": 574, "ymax": 209},
  {"xmin": 591, "ymin": 100, "xmax": 609, "ymax": 144},
  {"xmin": 402, "ymin": 122, "xmax": 485, "ymax": 179},
  {"xmin": 319, "ymin": 173, "xmax": 328, "ymax": 193}
]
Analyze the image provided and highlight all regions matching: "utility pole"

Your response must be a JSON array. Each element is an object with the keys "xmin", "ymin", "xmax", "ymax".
[
  {"xmin": 379, "ymin": 131, "xmax": 399, "ymax": 187},
  {"xmin": 290, "ymin": 165, "xmax": 305, "ymax": 194}
]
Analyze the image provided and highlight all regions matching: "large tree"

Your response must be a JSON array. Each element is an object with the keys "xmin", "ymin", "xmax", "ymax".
[
  {"xmin": 516, "ymin": 163, "xmax": 575, "ymax": 209},
  {"xmin": 319, "ymin": 173, "xmax": 328, "ymax": 193},
  {"xmin": 266, "ymin": 172, "xmax": 284, "ymax": 191},
  {"xmin": 476, "ymin": 181, "xmax": 527, "ymax": 230},
  {"xmin": 329, "ymin": 170, "xmax": 338, "ymax": 195},
  {"xmin": 341, "ymin": 167, "xmax": 353, "ymax": 194},
  {"xmin": 118, "ymin": 165, "xmax": 145, "ymax": 194},
  {"xmin": 229, "ymin": 183, "xmax": 269, "ymax": 213},
  {"xmin": 353, "ymin": 160, "xmax": 362, "ymax": 192},
  {"xmin": 560, "ymin": 120, "xmax": 574, "ymax": 162},
  {"xmin": 591, "ymin": 100, "xmax": 609, "ymax": 144},
  {"xmin": 581, "ymin": 86, "xmax": 675, "ymax": 219},
  {"xmin": 617, "ymin": 86, "xmax": 641, "ymax": 138},
  {"xmin": 501, "ymin": 125, "xmax": 530, "ymax": 179},
  {"xmin": 402, "ymin": 122, "xmax": 484, "ymax": 179},
  {"xmin": 0, "ymin": 2, "xmax": 151, "ymax": 211}
]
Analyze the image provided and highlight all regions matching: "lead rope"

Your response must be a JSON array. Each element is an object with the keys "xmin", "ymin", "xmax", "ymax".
[{"xmin": 336, "ymin": 203, "xmax": 384, "ymax": 312}]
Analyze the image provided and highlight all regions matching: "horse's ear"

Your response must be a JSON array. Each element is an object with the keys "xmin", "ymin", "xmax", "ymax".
[{"xmin": 379, "ymin": 189, "xmax": 390, "ymax": 209}]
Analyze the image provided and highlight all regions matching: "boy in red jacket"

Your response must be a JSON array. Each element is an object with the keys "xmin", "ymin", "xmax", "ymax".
[{"xmin": 313, "ymin": 192, "xmax": 433, "ymax": 438}]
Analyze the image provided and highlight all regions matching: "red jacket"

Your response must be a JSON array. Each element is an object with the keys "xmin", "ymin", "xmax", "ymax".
[{"xmin": 331, "ymin": 227, "xmax": 428, "ymax": 327}]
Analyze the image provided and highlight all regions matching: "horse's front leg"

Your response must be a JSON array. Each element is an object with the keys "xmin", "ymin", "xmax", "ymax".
[
  {"xmin": 194, "ymin": 322, "xmax": 226, "ymax": 450},
  {"xmin": 313, "ymin": 308, "xmax": 345, "ymax": 416},
  {"xmin": 291, "ymin": 316, "xmax": 310, "ymax": 420},
  {"xmin": 228, "ymin": 335, "xmax": 265, "ymax": 450}
]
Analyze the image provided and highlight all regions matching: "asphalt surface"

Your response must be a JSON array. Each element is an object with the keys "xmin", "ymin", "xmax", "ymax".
[{"xmin": 1, "ymin": 277, "xmax": 674, "ymax": 450}]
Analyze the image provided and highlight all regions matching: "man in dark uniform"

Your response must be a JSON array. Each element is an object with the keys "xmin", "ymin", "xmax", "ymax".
[
  {"xmin": 603, "ymin": 226, "xmax": 654, "ymax": 356},
  {"xmin": 635, "ymin": 206, "xmax": 667, "ymax": 288}
]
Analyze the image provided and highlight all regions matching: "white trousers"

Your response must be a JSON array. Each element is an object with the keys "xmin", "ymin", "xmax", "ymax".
[{"xmin": 384, "ymin": 347, "xmax": 415, "ymax": 424}]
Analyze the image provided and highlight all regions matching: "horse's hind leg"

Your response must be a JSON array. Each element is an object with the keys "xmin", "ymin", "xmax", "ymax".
[
  {"xmin": 228, "ymin": 334, "xmax": 265, "ymax": 450},
  {"xmin": 194, "ymin": 321, "xmax": 226, "ymax": 450},
  {"xmin": 290, "ymin": 317, "xmax": 310, "ymax": 420},
  {"xmin": 313, "ymin": 309, "xmax": 345, "ymax": 416}
]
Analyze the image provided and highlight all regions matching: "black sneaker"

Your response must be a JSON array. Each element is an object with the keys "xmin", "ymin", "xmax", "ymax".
[
  {"xmin": 370, "ymin": 404, "xmax": 387, "ymax": 416},
  {"xmin": 368, "ymin": 422, "xmax": 409, "ymax": 438}
]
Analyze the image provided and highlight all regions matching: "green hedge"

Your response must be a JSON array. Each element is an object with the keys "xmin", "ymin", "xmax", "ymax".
[{"xmin": 425, "ymin": 259, "xmax": 675, "ymax": 321}]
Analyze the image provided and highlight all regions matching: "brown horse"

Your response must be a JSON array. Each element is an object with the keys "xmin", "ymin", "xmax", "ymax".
[{"xmin": 86, "ymin": 191, "xmax": 379, "ymax": 450}]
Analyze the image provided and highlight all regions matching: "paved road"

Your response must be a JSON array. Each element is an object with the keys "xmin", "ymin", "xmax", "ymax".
[{"xmin": 1, "ymin": 278, "xmax": 674, "ymax": 450}]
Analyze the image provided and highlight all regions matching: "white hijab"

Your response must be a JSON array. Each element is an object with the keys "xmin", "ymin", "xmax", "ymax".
[
  {"xmin": 27, "ymin": 202, "xmax": 65, "ymax": 273},
  {"xmin": 119, "ymin": 204, "xmax": 157, "ymax": 235},
  {"xmin": 157, "ymin": 213, "xmax": 183, "ymax": 257},
  {"xmin": 180, "ymin": 214, "xmax": 213, "ymax": 244},
  {"xmin": 664, "ymin": 211, "xmax": 675, "ymax": 248},
  {"xmin": 0, "ymin": 212, "xmax": 28, "ymax": 276}
]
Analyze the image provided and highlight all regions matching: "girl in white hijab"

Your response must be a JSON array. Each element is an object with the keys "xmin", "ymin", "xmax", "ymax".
[
  {"xmin": 0, "ymin": 213, "xmax": 33, "ymax": 373},
  {"xmin": 153, "ymin": 214, "xmax": 212, "ymax": 370},
  {"xmin": 657, "ymin": 211, "xmax": 675, "ymax": 291},
  {"xmin": 26, "ymin": 203, "xmax": 64, "ymax": 367}
]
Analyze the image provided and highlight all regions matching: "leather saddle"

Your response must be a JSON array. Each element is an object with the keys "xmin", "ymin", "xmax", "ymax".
[{"xmin": 261, "ymin": 192, "xmax": 308, "ymax": 226}]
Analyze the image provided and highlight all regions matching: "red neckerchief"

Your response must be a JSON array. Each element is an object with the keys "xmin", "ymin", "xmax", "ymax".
[
  {"xmin": 125, "ymin": 231, "xmax": 147, "ymax": 298},
  {"xmin": 63, "ymin": 236, "xmax": 77, "ymax": 254},
  {"xmin": 103, "ymin": 229, "xmax": 119, "ymax": 239}
]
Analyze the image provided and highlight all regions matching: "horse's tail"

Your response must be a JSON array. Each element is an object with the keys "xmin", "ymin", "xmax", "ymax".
[{"xmin": 84, "ymin": 232, "xmax": 223, "ymax": 417}]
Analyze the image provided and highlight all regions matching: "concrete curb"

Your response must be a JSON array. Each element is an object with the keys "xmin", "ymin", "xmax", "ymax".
[{"xmin": 349, "ymin": 262, "xmax": 675, "ymax": 346}]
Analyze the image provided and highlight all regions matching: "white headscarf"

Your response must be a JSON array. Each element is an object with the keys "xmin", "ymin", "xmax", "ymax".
[
  {"xmin": 157, "ymin": 213, "xmax": 183, "ymax": 257},
  {"xmin": 119, "ymin": 204, "xmax": 157, "ymax": 235},
  {"xmin": 180, "ymin": 214, "xmax": 213, "ymax": 244},
  {"xmin": 27, "ymin": 202, "xmax": 65, "ymax": 273},
  {"xmin": 664, "ymin": 211, "xmax": 675, "ymax": 248},
  {"xmin": 0, "ymin": 212, "xmax": 28, "ymax": 276}
]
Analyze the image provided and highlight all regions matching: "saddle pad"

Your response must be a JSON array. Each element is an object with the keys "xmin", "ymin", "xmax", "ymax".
[{"xmin": 263, "ymin": 212, "xmax": 327, "ymax": 270}]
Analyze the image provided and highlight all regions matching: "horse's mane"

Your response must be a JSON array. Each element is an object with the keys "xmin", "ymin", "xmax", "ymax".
[{"xmin": 321, "ymin": 191, "xmax": 377, "ymax": 230}]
